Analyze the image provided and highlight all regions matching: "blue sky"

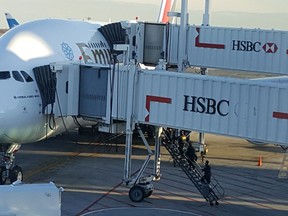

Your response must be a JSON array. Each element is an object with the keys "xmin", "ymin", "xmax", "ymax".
[{"xmin": 0, "ymin": 0, "xmax": 288, "ymax": 30}]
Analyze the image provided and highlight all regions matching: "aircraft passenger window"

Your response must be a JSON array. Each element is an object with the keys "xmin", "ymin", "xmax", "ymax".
[
  {"xmin": 0, "ymin": 71, "xmax": 11, "ymax": 80},
  {"xmin": 20, "ymin": 71, "xmax": 33, "ymax": 82},
  {"xmin": 12, "ymin": 71, "xmax": 24, "ymax": 82}
]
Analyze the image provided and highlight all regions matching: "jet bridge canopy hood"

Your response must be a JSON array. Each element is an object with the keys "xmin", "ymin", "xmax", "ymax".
[
  {"xmin": 33, "ymin": 65, "xmax": 56, "ymax": 114},
  {"xmin": 98, "ymin": 22, "xmax": 126, "ymax": 55}
]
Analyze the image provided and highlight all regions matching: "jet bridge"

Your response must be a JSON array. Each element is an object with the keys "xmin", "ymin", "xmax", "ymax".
[
  {"xmin": 50, "ymin": 57, "xmax": 288, "ymax": 203},
  {"xmin": 131, "ymin": 22, "xmax": 288, "ymax": 75},
  {"xmin": 51, "ymin": 60, "xmax": 288, "ymax": 146},
  {"xmin": 49, "ymin": 2, "xmax": 288, "ymax": 204}
]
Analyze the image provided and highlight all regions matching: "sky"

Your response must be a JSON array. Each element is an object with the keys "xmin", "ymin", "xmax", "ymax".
[{"xmin": 0, "ymin": 0, "xmax": 288, "ymax": 30}]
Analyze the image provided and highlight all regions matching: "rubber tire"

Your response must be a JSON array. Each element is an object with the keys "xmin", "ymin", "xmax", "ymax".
[
  {"xmin": 0, "ymin": 166, "xmax": 6, "ymax": 185},
  {"xmin": 129, "ymin": 186, "xmax": 145, "ymax": 202},
  {"xmin": 10, "ymin": 165, "xmax": 23, "ymax": 184},
  {"xmin": 144, "ymin": 190, "xmax": 153, "ymax": 198},
  {"xmin": 140, "ymin": 182, "xmax": 153, "ymax": 198}
]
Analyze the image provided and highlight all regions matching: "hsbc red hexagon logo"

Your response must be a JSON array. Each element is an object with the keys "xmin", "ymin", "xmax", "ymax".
[{"xmin": 262, "ymin": 43, "xmax": 278, "ymax": 53}]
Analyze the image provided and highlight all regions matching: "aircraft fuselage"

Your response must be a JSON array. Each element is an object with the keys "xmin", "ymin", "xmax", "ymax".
[{"xmin": 0, "ymin": 19, "xmax": 110, "ymax": 144}]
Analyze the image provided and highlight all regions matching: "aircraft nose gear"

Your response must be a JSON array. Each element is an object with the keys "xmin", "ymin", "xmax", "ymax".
[
  {"xmin": 0, "ymin": 166, "xmax": 8, "ymax": 184},
  {"xmin": 9, "ymin": 165, "xmax": 23, "ymax": 183},
  {"xmin": 0, "ymin": 144, "xmax": 23, "ymax": 184}
]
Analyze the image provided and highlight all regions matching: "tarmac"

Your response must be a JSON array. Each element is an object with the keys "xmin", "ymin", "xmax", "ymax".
[{"xmin": 17, "ymin": 130, "xmax": 288, "ymax": 216}]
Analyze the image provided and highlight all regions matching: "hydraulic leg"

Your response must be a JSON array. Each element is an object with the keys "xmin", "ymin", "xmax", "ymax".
[
  {"xmin": 154, "ymin": 127, "xmax": 162, "ymax": 180},
  {"xmin": 126, "ymin": 125, "xmax": 156, "ymax": 202}
]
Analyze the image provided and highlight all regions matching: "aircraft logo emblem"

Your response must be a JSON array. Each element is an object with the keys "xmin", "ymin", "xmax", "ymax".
[
  {"xmin": 262, "ymin": 43, "xmax": 278, "ymax": 53},
  {"xmin": 61, "ymin": 42, "xmax": 74, "ymax": 60}
]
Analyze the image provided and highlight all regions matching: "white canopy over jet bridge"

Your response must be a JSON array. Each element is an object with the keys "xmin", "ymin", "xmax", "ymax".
[{"xmin": 49, "ymin": 0, "xmax": 288, "ymax": 203}]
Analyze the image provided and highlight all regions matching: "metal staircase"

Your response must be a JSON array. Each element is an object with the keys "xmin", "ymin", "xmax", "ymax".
[{"xmin": 162, "ymin": 128, "xmax": 225, "ymax": 206}]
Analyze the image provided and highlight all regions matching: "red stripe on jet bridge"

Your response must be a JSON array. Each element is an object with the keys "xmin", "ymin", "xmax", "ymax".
[
  {"xmin": 195, "ymin": 27, "xmax": 225, "ymax": 49},
  {"xmin": 145, "ymin": 95, "xmax": 172, "ymax": 122},
  {"xmin": 273, "ymin": 112, "xmax": 288, "ymax": 120},
  {"xmin": 161, "ymin": 0, "xmax": 172, "ymax": 23}
]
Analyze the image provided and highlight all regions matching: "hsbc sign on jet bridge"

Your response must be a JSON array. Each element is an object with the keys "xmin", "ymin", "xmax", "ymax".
[
  {"xmin": 180, "ymin": 26, "xmax": 288, "ymax": 75},
  {"xmin": 125, "ymin": 69, "xmax": 288, "ymax": 146},
  {"xmin": 232, "ymin": 40, "xmax": 278, "ymax": 53}
]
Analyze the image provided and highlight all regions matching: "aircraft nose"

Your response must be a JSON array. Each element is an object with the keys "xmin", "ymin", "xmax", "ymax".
[
  {"xmin": 0, "ymin": 82, "xmax": 18, "ymax": 124},
  {"xmin": 0, "ymin": 81, "xmax": 30, "ymax": 143}
]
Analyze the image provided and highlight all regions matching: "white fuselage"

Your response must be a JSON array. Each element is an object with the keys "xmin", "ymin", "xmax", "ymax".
[{"xmin": 0, "ymin": 19, "xmax": 110, "ymax": 144}]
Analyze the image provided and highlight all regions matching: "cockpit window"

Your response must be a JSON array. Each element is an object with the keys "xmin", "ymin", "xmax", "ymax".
[
  {"xmin": 20, "ymin": 71, "xmax": 33, "ymax": 82},
  {"xmin": 0, "ymin": 71, "xmax": 11, "ymax": 80},
  {"xmin": 12, "ymin": 71, "xmax": 24, "ymax": 82}
]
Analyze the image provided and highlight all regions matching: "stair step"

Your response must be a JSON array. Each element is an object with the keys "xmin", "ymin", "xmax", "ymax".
[{"xmin": 162, "ymin": 129, "xmax": 224, "ymax": 203}]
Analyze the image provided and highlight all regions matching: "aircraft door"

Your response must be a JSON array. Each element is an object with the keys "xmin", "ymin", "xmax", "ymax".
[{"xmin": 79, "ymin": 66, "xmax": 109, "ymax": 119}]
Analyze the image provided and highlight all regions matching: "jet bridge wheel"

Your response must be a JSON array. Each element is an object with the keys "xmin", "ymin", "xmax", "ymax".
[
  {"xmin": 209, "ymin": 200, "xmax": 219, "ymax": 206},
  {"xmin": 0, "ymin": 166, "xmax": 7, "ymax": 185},
  {"xmin": 141, "ymin": 182, "xmax": 154, "ymax": 198},
  {"xmin": 9, "ymin": 165, "xmax": 23, "ymax": 184},
  {"xmin": 129, "ymin": 185, "xmax": 146, "ymax": 202},
  {"xmin": 144, "ymin": 190, "xmax": 153, "ymax": 198}
]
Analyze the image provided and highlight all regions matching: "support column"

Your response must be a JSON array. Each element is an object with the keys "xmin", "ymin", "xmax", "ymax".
[
  {"xmin": 278, "ymin": 149, "xmax": 288, "ymax": 179},
  {"xmin": 154, "ymin": 127, "xmax": 162, "ymax": 180},
  {"xmin": 200, "ymin": 0, "xmax": 210, "ymax": 76},
  {"xmin": 199, "ymin": 132, "xmax": 205, "ymax": 144},
  {"xmin": 177, "ymin": 0, "xmax": 188, "ymax": 72},
  {"xmin": 123, "ymin": 61, "xmax": 136, "ymax": 181},
  {"xmin": 199, "ymin": 0, "xmax": 211, "ymax": 141},
  {"xmin": 202, "ymin": 0, "xmax": 211, "ymax": 26}
]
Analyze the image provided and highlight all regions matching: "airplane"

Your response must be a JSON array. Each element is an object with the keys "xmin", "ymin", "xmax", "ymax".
[
  {"xmin": 0, "ymin": 18, "xmax": 106, "ymax": 184},
  {"xmin": 4, "ymin": 13, "xmax": 19, "ymax": 29},
  {"xmin": 158, "ymin": 0, "xmax": 176, "ymax": 23},
  {"xmin": 0, "ymin": 1, "xmax": 175, "ymax": 185},
  {"xmin": 4, "ymin": 0, "xmax": 175, "ymax": 30}
]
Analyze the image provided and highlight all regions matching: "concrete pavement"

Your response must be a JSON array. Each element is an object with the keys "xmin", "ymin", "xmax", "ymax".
[{"xmin": 15, "ymin": 131, "xmax": 288, "ymax": 216}]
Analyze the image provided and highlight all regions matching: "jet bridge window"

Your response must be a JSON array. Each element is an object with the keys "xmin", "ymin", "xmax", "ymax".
[
  {"xmin": 0, "ymin": 71, "xmax": 11, "ymax": 80},
  {"xmin": 12, "ymin": 71, "xmax": 24, "ymax": 82},
  {"xmin": 20, "ymin": 71, "xmax": 33, "ymax": 82}
]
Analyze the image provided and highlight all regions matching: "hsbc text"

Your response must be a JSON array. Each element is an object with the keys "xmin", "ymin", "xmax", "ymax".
[{"xmin": 183, "ymin": 95, "xmax": 229, "ymax": 116}]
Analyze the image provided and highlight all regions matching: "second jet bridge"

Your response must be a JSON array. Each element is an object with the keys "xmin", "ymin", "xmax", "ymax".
[{"xmin": 130, "ymin": 22, "xmax": 288, "ymax": 75}]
